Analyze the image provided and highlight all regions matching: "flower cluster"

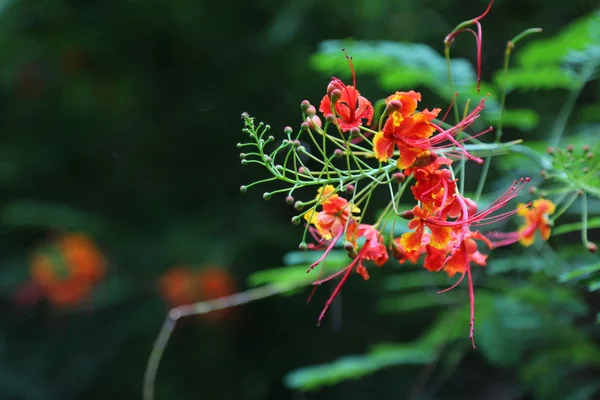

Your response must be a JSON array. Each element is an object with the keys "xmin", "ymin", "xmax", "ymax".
[{"xmin": 236, "ymin": 1, "xmax": 570, "ymax": 347}]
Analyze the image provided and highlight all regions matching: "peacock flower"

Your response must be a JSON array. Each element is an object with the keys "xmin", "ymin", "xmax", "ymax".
[
  {"xmin": 319, "ymin": 52, "xmax": 373, "ymax": 132},
  {"xmin": 517, "ymin": 198, "xmax": 555, "ymax": 246},
  {"xmin": 304, "ymin": 184, "xmax": 360, "ymax": 241}
]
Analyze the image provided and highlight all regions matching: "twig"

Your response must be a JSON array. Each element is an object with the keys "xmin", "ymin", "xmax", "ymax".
[{"xmin": 143, "ymin": 282, "xmax": 299, "ymax": 400}]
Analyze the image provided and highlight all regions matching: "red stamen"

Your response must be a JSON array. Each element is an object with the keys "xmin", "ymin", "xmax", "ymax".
[
  {"xmin": 306, "ymin": 230, "xmax": 343, "ymax": 273},
  {"xmin": 316, "ymin": 245, "xmax": 368, "ymax": 326}
]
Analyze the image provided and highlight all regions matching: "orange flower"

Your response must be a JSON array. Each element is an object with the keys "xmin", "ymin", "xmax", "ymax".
[
  {"xmin": 197, "ymin": 266, "xmax": 237, "ymax": 321},
  {"xmin": 373, "ymin": 91, "xmax": 440, "ymax": 169},
  {"xmin": 159, "ymin": 266, "xmax": 237, "ymax": 321},
  {"xmin": 400, "ymin": 206, "xmax": 454, "ymax": 251},
  {"xmin": 429, "ymin": 231, "xmax": 492, "ymax": 277},
  {"xmin": 517, "ymin": 198, "xmax": 555, "ymax": 246},
  {"xmin": 30, "ymin": 234, "xmax": 106, "ymax": 307},
  {"xmin": 409, "ymin": 157, "xmax": 457, "ymax": 213},
  {"xmin": 304, "ymin": 185, "xmax": 360, "ymax": 241},
  {"xmin": 159, "ymin": 266, "xmax": 199, "ymax": 307}
]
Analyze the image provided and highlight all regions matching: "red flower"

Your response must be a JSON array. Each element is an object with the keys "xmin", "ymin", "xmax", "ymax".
[
  {"xmin": 408, "ymin": 157, "xmax": 458, "ymax": 213},
  {"xmin": 319, "ymin": 53, "xmax": 373, "ymax": 132},
  {"xmin": 373, "ymin": 96, "xmax": 489, "ymax": 170},
  {"xmin": 395, "ymin": 179, "xmax": 529, "ymax": 347},
  {"xmin": 400, "ymin": 205, "xmax": 454, "ymax": 251}
]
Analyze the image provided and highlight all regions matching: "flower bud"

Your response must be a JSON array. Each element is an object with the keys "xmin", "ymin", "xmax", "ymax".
[
  {"xmin": 241, "ymin": 159, "xmax": 248, "ymax": 165},
  {"xmin": 328, "ymin": 86, "xmax": 342, "ymax": 101},
  {"xmin": 326, "ymin": 114, "xmax": 336, "ymax": 124},
  {"xmin": 343, "ymin": 241, "xmax": 355, "ymax": 252},
  {"xmin": 291, "ymin": 216, "xmax": 301, "ymax": 225},
  {"xmin": 297, "ymin": 146, "xmax": 306, "ymax": 154},
  {"xmin": 347, "ymin": 248, "xmax": 358, "ymax": 259},
  {"xmin": 301, "ymin": 122, "xmax": 310, "ymax": 131},
  {"xmin": 306, "ymin": 115, "xmax": 322, "ymax": 129},
  {"xmin": 306, "ymin": 105, "xmax": 316, "ymax": 117},
  {"xmin": 236, "ymin": 143, "xmax": 243, "ymax": 148},
  {"xmin": 293, "ymin": 140, "xmax": 301, "ymax": 147},
  {"xmin": 327, "ymin": 79, "xmax": 344, "ymax": 95},
  {"xmin": 393, "ymin": 172, "xmax": 405, "ymax": 184},
  {"xmin": 275, "ymin": 164, "xmax": 284, "ymax": 172},
  {"xmin": 386, "ymin": 99, "xmax": 402, "ymax": 113},
  {"xmin": 412, "ymin": 151, "xmax": 438, "ymax": 168},
  {"xmin": 239, "ymin": 153, "xmax": 246, "ymax": 159},
  {"xmin": 345, "ymin": 184, "xmax": 355, "ymax": 193},
  {"xmin": 400, "ymin": 210, "xmax": 415, "ymax": 220},
  {"xmin": 263, "ymin": 192, "xmax": 271, "ymax": 200},
  {"xmin": 298, "ymin": 242, "xmax": 308, "ymax": 251},
  {"xmin": 390, "ymin": 240, "xmax": 406, "ymax": 262},
  {"xmin": 528, "ymin": 186, "xmax": 537, "ymax": 194},
  {"xmin": 334, "ymin": 148, "xmax": 344, "ymax": 158},
  {"xmin": 546, "ymin": 147, "xmax": 554, "ymax": 155},
  {"xmin": 349, "ymin": 127, "xmax": 360, "ymax": 137},
  {"xmin": 300, "ymin": 100, "xmax": 310, "ymax": 112},
  {"xmin": 240, "ymin": 185, "xmax": 248, "ymax": 193},
  {"xmin": 587, "ymin": 152, "xmax": 594, "ymax": 159},
  {"xmin": 567, "ymin": 144, "xmax": 574, "ymax": 152},
  {"xmin": 285, "ymin": 196, "xmax": 294, "ymax": 205},
  {"xmin": 587, "ymin": 242, "xmax": 598, "ymax": 253},
  {"xmin": 298, "ymin": 166, "xmax": 309, "ymax": 175},
  {"xmin": 464, "ymin": 197, "xmax": 478, "ymax": 216},
  {"xmin": 284, "ymin": 126, "xmax": 293, "ymax": 135},
  {"xmin": 583, "ymin": 145, "xmax": 590, "ymax": 152},
  {"xmin": 294, "ymin": 201, "xmax": 304, "ymax": 211}
]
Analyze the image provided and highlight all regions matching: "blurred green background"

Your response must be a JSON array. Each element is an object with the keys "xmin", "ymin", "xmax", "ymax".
[{"xmin": 0, "ymin": 0, "xmax": 598, "ymax": 399}]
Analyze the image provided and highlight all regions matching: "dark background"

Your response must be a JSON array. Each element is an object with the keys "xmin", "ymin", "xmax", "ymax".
[{"xmin": 0, "ymin": 0, "xmax": 597, "ymax": 399}]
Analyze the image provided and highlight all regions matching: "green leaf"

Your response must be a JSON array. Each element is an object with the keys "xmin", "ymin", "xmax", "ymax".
[
  {"xmin": 377, "ymin": 291, "xmax": 458, "ymax": 313},
  {"xmin": 588, "ymin": 280, "xmax": 600, "ymax": 292},
  {"xmin": 558, "ymin": 263, "xmax": 600, "ymax": 282},
  {"xmin": 518, "ymin": 11, "xmax": 600, "ymax": 68},
  {"xmin": 283, "ymin": 348, "xmax": 435, "ymax": 391},
  {"xmin": 247, "ymin": 250, "xmax": 351, "ymax": 289},
  {"xmin": 493, "ymin": 67, "xmax": 577, "ymax": 90}
]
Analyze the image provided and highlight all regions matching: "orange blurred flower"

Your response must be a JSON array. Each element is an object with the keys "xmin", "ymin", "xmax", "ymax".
[
  {"xmin": 159, "ymin": 265, "xmax": 237, "ymax": 322},
  {"xmin": 159, "ymin": 266, "xmax": 199, "ymax": 307},
  {"xmin": 30, "ymin": 233, "xmax": 107, "ymax": 307},
  {"xmin": 517, "ymin": 198, "xmax": 555, "ymax": 246}
]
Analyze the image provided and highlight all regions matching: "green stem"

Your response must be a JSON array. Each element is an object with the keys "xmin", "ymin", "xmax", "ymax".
[
  {"xmin": 581, "ymin": 191, "xmax": 589, "ymax": 246},
  {"xmin": 549, "ymin": 60, "xmax": 597, "ymax": 148},
  {"xmin": 444, "ymin": 44, "xmax": 461, "ymax": 125},
  {"xmin": 551, "ymin": 191, "xmax": 578, "ymax": 223}
]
